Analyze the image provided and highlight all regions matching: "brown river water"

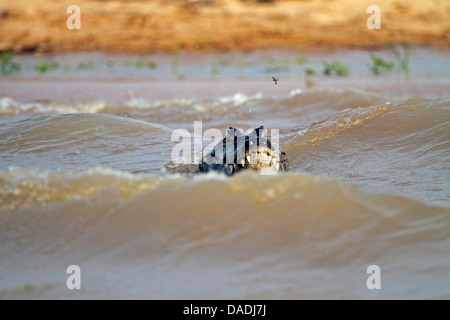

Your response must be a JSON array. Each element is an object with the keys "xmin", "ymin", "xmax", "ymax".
[{"xmin": 0, "ymin": 49, "xmax": 449, "ymax": 299}]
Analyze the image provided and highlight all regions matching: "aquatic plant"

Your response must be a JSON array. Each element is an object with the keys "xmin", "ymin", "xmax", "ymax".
[
  {"xmin": 171, "ymin": 42, "xmax": 182, "ymax": 73},
  {"xmin": 34, "ymin": 61, "xmax": 60, "ymax": 74},
  {"xmin": 390, "ymin": 43, "xmax": 410, "ymax": 75},
  {"xmin": 147, "ymin": 61, "xmax": 157, "ymax": 69},
  {"xmin": 304, "ymin": 68, "xmax": 317, "ymax": 76},
  {"xmin": 370, "ymin": 55, "xmax": 394, "ymax": 75},
  {"xmin": 1, "ymin": 51, "xmax": 21, "ymax": 76},
  {"xmin": 77, "ymin": 61, "xmax": 95, "ymax": 70},
  {"xmin": 130, "ymin": 60, "xmax": 157, "ymax": 69},
  {"xmin": 296, "ymin": 54, "xmax": 306, "ymax": 65},
  {"xmin": 323, "ymin": 61, "xmax": 350, "ymax": 77}
]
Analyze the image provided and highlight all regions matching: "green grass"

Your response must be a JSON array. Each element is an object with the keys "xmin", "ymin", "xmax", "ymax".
[
  {"xmin": 370, "ymin": 55, "xmax": 394, "ymax": 75},
  {"xmin": 1, "ymin": 51, "xmax": 21, "ymax": 76},
  {"xmin": 296, "ymin": 54, "xmax": 306, "ymax": 65},
  {"xmin": 34, "ymin": 61, "xmax": 60, "ymax": 74},
  {"xmin": 77, "ymin": 61, "xmax": 95, "ymax": 70},
  {"xmin": 129, "ymin": 60, "xmax": 157, "ymax": 69},
  {"xmin": 370, "ymin": 44, "xmax": 411, "ymax": 76},
  {"xmin": 323, "ymin": 61, "xmax": 350, "ymax": 77},
  {"xmin": 171, "ymin": 42, "xmax": 182, "ymax": 72},
  {"xmin": 146, "ymin": 61, "xmax": 157, "ymax": 69},
  {"xmin": 304, "ymin": 68, "xmax": 317, "ymax": 76},
  {"xmin": 390, "ymin": 43, "xmax": 410, "ymax": 75}
]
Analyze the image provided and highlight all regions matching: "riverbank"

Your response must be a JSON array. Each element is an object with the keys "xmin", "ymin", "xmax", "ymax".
[{"xmin": 0, "ymin": 0, "xmax": 449, "ymax": 54}]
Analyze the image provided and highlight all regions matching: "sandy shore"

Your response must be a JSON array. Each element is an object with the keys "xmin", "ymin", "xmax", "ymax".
[{"xmin": 0, "ymin": 0, "xmax": 449, "ymax": 53}]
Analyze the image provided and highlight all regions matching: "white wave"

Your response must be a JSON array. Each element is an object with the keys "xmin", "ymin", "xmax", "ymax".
[{"xmin": 0, "ymin": 96, "xmax": 107, "ymax": 114}]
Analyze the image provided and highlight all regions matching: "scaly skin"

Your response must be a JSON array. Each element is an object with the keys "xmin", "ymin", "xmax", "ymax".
[{"xmin": 199, "ymin": 126, "xmax": 288, "ymax": 176}]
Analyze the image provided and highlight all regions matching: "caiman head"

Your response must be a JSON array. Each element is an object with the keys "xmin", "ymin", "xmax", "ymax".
[{"xmin": 199, "ymin": 126, "xmax": 288, "ymax": 176}]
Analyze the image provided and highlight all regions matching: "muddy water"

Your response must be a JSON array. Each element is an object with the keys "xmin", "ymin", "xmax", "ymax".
[{"xmin": 0, "ymin": 49, "xmax": 449, "ymax": 299}]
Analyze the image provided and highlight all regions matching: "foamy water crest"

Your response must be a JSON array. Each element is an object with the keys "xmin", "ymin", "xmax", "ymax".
[{"xmin": 0, "ymin": 97, "xmax": 108, "ymax": 114}]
